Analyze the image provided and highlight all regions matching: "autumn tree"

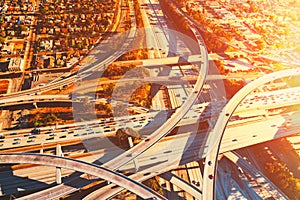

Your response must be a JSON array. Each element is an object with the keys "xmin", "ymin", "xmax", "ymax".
[
  {"xmin": 142, "ymin": 177, "xmax": 163, "ymax": 195},
  {"xmin": 248, "ymin": 141, "xmax": 300, "ymax": 199},
  {"xmin": 223, "ymin": 79, "xmax": 245, "ymax": 99},
  {"xmin": 115, "ymin": 127, "xmax": 141, "ymax": 149}
]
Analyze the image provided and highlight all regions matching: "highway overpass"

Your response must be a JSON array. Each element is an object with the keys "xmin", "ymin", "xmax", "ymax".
[
  {"xmin": 202, "ymin": 68, "xmax": 300, "ymax": 200},
  {"xmin": 0, "ymin": 153, "xmax": 166, "ymax": 200}
]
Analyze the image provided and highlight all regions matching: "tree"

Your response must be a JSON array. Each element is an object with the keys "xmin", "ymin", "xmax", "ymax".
[
  {"xmin": 116, "ymin": 127, "xmax": 141, "ymax": 148},
  {"xmin": 142, "ymin": 177, "xmax": 163, "ymax": 195},
  {"xmin": 255, "ymin": 39, "xmax": 266, "ymax": 50},
  {"xmin": 249, "ymin": 141, "xmax": 300, "ymax": 199},
  {"xmin": 224, "ymin": 79, "xmax": 245, "ymax": 99},
  {"xmin": 116, "ymin": 128, "xmax": 129, "ymax": 148},
  {"xmin": 214, "ymin": 60, "xmax": 228, "ymax": 75}
]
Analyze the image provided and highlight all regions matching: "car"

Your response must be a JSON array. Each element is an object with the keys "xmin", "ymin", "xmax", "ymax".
[
  {"xmin": 10, "ymin": 132, "xmax": 18, "ymax": 135},
  {"xmin": 28, "ymin": 135, "xmax": 36, "ymax": 139},
  {"xmin": 27, "ymin": 139, "xmax": 35, "ymax": 143},
  {"xmin": 49, "ymin": 133, "xmax": 56, "ymax": 137},
  {"xmin": 24, "ymin": 133, "xmax": 32, "ymax": 137},
  {"xmin": 74, "ymin": 134, "xmax": 80, "ymax": 137},
  {"xmin": 59, "ymin": 135, "xmax": 66, "ymax": 138},
  {"xmin": 194, "ymin": 181, "xmax": 200, "ymax": 186},
  {"xmin": 12, "ymin": 141, "xmax": 20, "ymax": 145},
  {"xmin": 0, "ymin": 139, "xmax": 4, "ymax": 143},
  {"xmin": 13, "ymin": 138, "xmax": 21, "ymax": 141},
  {"xmin": 45, "ymin": 137, "xmax": 54, "ymax": 140}
]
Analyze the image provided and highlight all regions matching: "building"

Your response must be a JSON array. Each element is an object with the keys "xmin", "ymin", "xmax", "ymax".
[
  {"xmin": 8, "ymin": 58, "xmax": 24, "ymax": 72},
  {"xmin": 0, "ymin": 60, "xmax": 9, "ymax": 72}
]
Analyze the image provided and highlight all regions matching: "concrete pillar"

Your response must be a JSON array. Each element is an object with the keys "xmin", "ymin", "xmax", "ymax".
[
  {"xmin": 40, "ymin": 143, "xmax": 44, "ymax": 154},
  {"xmin": 128, "ymin": 137, "xmax": 139, "ymax": 172},
  {"xmin": 56, "ymin": 144, "xmax": 63, "ymax": 184}
]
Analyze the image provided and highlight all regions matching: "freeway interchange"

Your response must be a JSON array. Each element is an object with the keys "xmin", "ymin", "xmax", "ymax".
[
  {"xmin": 0, "ymin": 0, "xmax": 300, "ymax": 199},
  {"xmin": 1, "ymin": 87, "xmax": 300, "ymax": 149}
]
